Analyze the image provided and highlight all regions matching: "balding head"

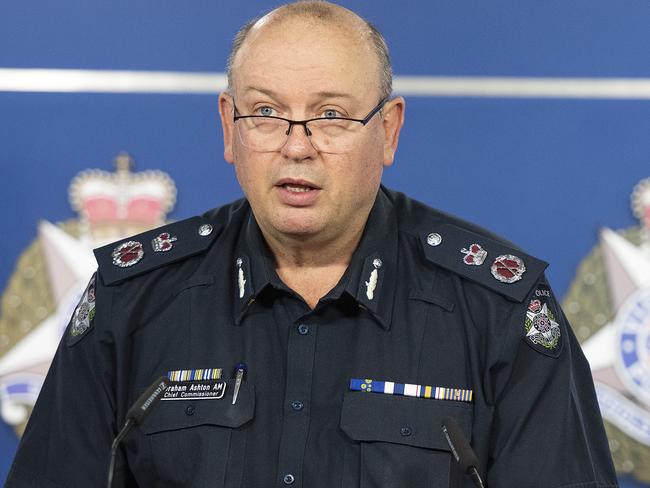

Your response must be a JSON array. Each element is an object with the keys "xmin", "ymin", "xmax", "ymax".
[{"xmin": 226, "ymin": 1, "xmax": 392, "ymax": 101}]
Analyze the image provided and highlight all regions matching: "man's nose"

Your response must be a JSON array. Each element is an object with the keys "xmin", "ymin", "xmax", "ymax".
[{"xmin": 281, "ymin": 122, "xmax": 318, "ymax": 159}]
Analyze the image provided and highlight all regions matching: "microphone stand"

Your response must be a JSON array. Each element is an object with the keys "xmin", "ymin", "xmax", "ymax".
[{"xmin": 107, "ymin": 418, "xmax": 133, "ymax": 488}]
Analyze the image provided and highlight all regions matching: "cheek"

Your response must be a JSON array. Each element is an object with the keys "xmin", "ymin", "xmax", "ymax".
[
  {"xmin": 232, "ymin": 151, "xmax": 274, "ymax": 202},
  {"xmin": 232, "ymin": 155, "xmax": 258, "ymax": 198},
  {"xmin": 349, "ymin": 135, "xmax": 385, "ymax": 184},
  {"xmin": 235, "ymin": 163, "xmax": 260, "ymax": 194}
]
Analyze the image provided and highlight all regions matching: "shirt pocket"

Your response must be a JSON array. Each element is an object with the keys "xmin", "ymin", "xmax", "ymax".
[
  {"xmin": 340, "ymin": 391, "xmax": 473, "ymax": 488},
  {"xmin": 135, "ymin": 380, "xmax": 255, "ymax": 488}
]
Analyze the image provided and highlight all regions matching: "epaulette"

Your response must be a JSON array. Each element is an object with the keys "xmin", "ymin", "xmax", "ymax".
[
  {"xmin": 419, "ymin": 222, "xmax": 548, "ymax": 302},
  {"xmin": 94, "ymin": 216, "xmax": 221, "ymax": 286}
]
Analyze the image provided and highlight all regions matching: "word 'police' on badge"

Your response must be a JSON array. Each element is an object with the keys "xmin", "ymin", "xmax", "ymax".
[{"xmin": 162, "ymin": 380, "xmax": 227, "ymax": 401}]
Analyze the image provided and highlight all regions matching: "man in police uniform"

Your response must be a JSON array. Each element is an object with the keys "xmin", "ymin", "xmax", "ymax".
[{"xmin": 7, "ymin": 2, "xmax": 618, "ymax": 487}]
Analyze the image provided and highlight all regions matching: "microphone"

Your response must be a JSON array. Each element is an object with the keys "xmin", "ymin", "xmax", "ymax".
[
  {"xmin": 441, "ymin": 416, "xmax": 486, "ymax": 488},
  {"xmin": 107, "ymin": 376, "xmax": 169, "ymax": 488}
]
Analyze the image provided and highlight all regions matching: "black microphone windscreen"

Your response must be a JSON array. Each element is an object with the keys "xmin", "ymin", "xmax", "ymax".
[
  {"xmin": 126, "ymin": 376, "xmax": 169, "ymax": 425},
  {"xmin": 441, "ymin": 416, "xmax": 480, "ymax": 474}
]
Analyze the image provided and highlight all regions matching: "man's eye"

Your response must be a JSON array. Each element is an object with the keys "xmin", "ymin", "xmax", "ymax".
[
  {"xmin": 322, "ymin": 109, "xmax": 340, "ymax": 119},
  {"xmin": 258, "ymin": 107, "xmax": 275, "ymax": 116}
]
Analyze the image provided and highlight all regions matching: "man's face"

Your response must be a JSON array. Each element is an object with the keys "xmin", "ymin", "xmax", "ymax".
[{"xmin": 219, "ymin": 16, "xmax": 404, "ymax": 245}]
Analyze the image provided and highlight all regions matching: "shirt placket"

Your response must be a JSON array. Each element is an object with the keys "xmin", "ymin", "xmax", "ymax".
[{"xmin": 276, "ymin": 301, "xmax": 318, "ymax": 488}]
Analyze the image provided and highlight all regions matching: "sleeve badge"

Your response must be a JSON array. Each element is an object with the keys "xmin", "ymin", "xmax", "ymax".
[
  {"xmin": 68, "ymin": 273, "xmax": 97, "ymax": 343},
  {"xmin": 524, "ymin": 284, "xmax": 563, "ymax": 357}
]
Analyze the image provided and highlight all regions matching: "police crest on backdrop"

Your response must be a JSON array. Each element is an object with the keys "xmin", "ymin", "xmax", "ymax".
[
  {"xmin": 563, "ymin": 177, "xmax": 650, "ymax": 483},
  {"xmin": 0, "ymin": 154, "xmax": 177, "ymax": 434}
]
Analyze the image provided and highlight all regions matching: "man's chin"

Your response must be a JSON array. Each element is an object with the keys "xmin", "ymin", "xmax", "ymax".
[{"xmin": 270, "ymin": 214, "xmax": 324, "ymax": 240}]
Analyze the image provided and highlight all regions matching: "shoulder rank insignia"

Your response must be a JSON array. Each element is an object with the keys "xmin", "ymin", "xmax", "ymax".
[
  {"xmin": 112, "ymin": 240, "xmax": 144, "ymax": 267},
  {"xmin": 68, "ymin": 273, "xmax": 97, "ymax": 345},
  {"xmin": 420, "ymin": 223, "xmax": 548, "ymax": 302},
  {"xmin": 461, "ymin": 243, "xmax": 487, "ymax": 266},
  {"xmin": 94, "ymin": 216, "xmax": 220, "ymax": 286},
  {"xmin": 491, "ymin": 254, "xmax": 526, "ymax": 283},
  {"xmin": 523, "ymin": 283, "xmax": 563, "ymax": 357},
  {"xmin": 152, "ymin": 232, "xmax": 177, "ymax": 252}
]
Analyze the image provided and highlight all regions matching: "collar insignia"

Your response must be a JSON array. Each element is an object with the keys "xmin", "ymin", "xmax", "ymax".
[
  {"xmin": 365, "ymin": 258, "xmax": 382, "ymax": 300},
  {"xmin": 236, "ymin": 258, "xmax": 246, "ymax": 299}
]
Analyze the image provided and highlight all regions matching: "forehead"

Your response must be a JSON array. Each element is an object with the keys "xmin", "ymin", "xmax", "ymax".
[{"xmin": 232, "ymin": 17, "xmax": 379, "ymax": 103}]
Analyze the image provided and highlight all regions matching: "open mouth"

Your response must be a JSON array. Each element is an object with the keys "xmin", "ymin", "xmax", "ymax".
[
  {"xmin": 276, "ymin": 179, "xmax": 321, "ymax": 192},
  {"xmin": 281, "ymin": 184, "xmax": 315, "ymax": 193}
]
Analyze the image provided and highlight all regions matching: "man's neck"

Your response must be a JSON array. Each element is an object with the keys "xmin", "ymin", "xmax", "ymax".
[{"xmin": 260, "ymin": 217, "xmax": 368, "ymax": 309}]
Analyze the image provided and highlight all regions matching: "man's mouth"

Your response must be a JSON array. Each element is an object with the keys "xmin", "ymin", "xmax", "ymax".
[
  {"xmin": 276, "ymin": 179, "xmax": 320, "ymax": 193},
  {"xmin": 282, "ymin": 184, "xmax": 313, "ymax": 193}
]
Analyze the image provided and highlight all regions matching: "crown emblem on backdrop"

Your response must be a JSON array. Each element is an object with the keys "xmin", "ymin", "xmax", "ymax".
[{"xmin": 68, "ymin": 152, "xmax": 177, "ymax": 246}]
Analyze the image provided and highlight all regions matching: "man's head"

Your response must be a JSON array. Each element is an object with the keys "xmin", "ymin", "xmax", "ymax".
[
  {"xmin": 226, "ymin": 2, "xmax": 393, "ymax": 103},
  {"xmin": 218, "ymin": 1, "xmax": 405, "ymax": 249}
]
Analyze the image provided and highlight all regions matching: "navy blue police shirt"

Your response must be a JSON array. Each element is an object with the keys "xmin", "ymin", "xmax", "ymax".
[{"xmin": 7, "ymin": 186, "xmax": 618, "ymax": 488}]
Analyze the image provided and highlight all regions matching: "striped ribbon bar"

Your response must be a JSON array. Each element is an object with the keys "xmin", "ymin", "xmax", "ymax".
[
  {"xmin": 349, "ymin": 378, "xmax": 473, "ymax": 403},
  {"xmin": 167, "ymin": 368, "xmax": 223, "ymax": 382}
]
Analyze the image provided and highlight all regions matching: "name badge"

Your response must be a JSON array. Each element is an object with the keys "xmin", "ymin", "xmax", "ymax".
[{"xmin": 162, "ymin": 380, "xmax": 227, "ymax": 401}]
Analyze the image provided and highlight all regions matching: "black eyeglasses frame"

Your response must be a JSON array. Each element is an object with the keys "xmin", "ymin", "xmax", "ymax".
[{"xmin": 232, "ymin": 97, "xmax": 388, "ymax": 137}]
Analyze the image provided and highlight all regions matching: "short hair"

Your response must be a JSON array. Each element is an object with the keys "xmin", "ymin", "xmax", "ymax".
[{"xmin": 226, "ymin": 1, "xmax": 393, "ymax": 101}]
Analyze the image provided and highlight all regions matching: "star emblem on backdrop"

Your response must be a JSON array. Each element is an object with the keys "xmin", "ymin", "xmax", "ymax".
[{"xmin": 564, "ymin": 177, "xmax": 650, "ymax": 483}]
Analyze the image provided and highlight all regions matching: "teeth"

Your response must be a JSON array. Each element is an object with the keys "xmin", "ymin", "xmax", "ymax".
[{"xmin": 284, "ymin": 184, "xmax": 312, "ymax": 192}]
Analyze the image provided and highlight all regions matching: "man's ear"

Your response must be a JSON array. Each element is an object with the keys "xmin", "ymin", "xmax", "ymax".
[
  {"xmin": 381, "ymin": 96, "xmax": 405, "ymax": 167},
  {"xmin": 218, "ymin": 92, "xmax": 235, "ymax": 164}
]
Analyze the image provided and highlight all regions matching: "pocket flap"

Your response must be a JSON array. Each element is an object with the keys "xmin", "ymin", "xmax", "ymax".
[
  {"xmin": 340, "ymin": 391, "xmax": 472, "ymax": 451},
  {"xmin": 140, "ymin": 381, "xmax": 255, "ymax": 435}
]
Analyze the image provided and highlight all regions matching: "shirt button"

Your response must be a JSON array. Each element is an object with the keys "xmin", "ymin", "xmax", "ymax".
[
  {"xmin": 283, "ymin": 474, "xmax": 295, "ymax": 485},
  {"xmin": 400, "ymin": 426, "xmax": 412, "ymax": 436},
  {"xmin": 185, "ymin": 405, "xmax": 195, "ymax": 416},
  {"xmin": 297, "ymin": 323, "xmax": 309, "ymax": 335},
  {"xmin": 291, "ymin": 400, "xmax": 304, "ymax": 411}
]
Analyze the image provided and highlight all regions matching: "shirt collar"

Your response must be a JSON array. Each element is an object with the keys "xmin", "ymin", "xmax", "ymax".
[
  {"xmin": 232, "ymin": 210, "xmax": 280, "ymax": 325},
  {"xmin": 232, "ymin": 186, "xmax": 398, "ymax": 330},
  {"xmin": 340, "ymin": 186, "xmax": 398, "ymax": 330}
]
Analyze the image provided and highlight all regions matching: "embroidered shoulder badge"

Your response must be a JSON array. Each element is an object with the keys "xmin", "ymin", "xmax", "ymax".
[
  {"xmin": 68, "ymin": 273, "xmax": 97, "ymax": 344},
  {"xmin": 524, "ymin": 284, "xmax": 562, "ymax": 357}
]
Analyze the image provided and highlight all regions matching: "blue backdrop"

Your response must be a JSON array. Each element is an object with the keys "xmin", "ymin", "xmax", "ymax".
[{"xmin": 1, "ymin": 1, "xmax": 649, "ymax": 485}]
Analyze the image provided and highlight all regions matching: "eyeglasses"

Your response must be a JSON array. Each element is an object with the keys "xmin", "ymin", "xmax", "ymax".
[{"xmin": 232, "ymin": 98, "xmax": 387, "ymax": 154}]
